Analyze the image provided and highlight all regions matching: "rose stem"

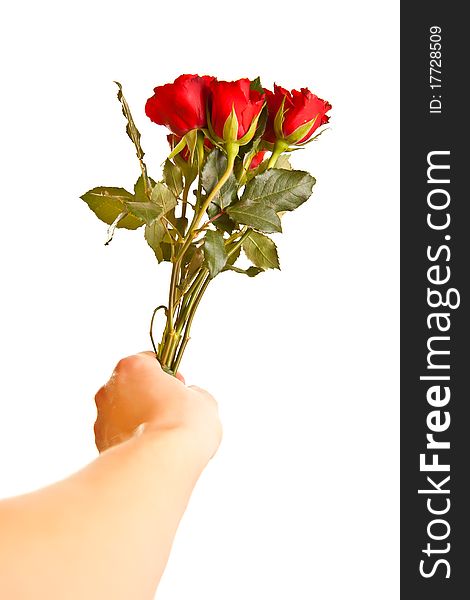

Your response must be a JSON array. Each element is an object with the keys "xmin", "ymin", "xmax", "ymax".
[
  {"xmin": 171, "ymin": 270, "xmax": 211, "ymax": 374},
  {"xmin": 162, "ymin": 151, "xmax": 236, "ymax": 367}
]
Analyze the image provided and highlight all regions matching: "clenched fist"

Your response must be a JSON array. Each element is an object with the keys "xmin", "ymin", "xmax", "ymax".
[{"xmin": 94, "ymin": 352, "xmax": 222, "ymax": 462}]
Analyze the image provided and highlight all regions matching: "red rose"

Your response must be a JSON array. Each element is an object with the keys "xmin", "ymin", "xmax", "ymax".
[
  {"xmin": 209, "ymin": 78, "xmax": 265, "ymax": 142},
  {"xmin": 249, "ymin": 150, "xmax": 266, "ymax": 170},
  {"xmin": 264, "ymin": 84, "xmax": 331, "ymax": 144},
  {"xmin": 145, "ymin": 74, "xmax": 214, "ymax": 136}
]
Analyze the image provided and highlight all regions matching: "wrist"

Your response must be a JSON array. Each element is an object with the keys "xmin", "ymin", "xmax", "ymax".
[{"xmin": 136, "ymin": 421, "xmax": 218, "ymax": 467}]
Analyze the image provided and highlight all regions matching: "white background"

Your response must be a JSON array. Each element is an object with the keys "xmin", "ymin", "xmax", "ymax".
[{"xmin": 0, "ymin": 1, "xmax": 399, "ymax": 598}]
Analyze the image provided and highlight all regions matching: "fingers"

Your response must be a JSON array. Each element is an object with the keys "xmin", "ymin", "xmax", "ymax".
[
  {"xmin": 137, "ymin": 351, "xmax": 186, "ymax": 384},
  {"xmin": 111, "ymin": 352, "xmax": 162, "ymax": 379}
]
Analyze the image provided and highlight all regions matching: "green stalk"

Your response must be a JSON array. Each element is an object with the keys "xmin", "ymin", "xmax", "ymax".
[
  {"xmin": 171, "ymin": 270, "xmax": 211, "ymax": 374},
  {"xmin": 161, "ymin": 267, "xmax": 208, "ymax": 371},
  {"xmin": 176, "ymin": 269, "xmax": 207, "ymax": 329},
  {"xmin": 225, "ymin": 227, "xmax": 250, "ymax": 258},
  {"xmin": 175, "ymin": 147, "xmax": 236, "ymax": 266},
  {"xmin": 239, "ymin": 148, "xmax": 258, "ymax": 184},
  {"xmin": 176, "ymin": 267, "xmax": 205, "ymax": 320},
  {"xmin": 267, "ymin": 139, "xmax": 289, "ymax": 169},
  {"xmin": 162, "ymin": 149, "xmax": 236, "ymax": 354},
  {"xmin": 158, "ymin": 146, "xmax": 237, "ymax": 371},
  {"xmin": 180, "ymin": 181, "xmax": 190, "ymax": 221}
]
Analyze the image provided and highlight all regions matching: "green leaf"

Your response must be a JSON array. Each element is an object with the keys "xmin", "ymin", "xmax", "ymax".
[
  {"xmin": 174, "ymin": 216, "xmax": 188, "ymax": 236},
  {"xmin": 177, "ymin": 245, "xmax": 205, "ymax": 294},
  {"xmin": 201, "ymin": 149, "xmax": 225, "ymax": 191},
  {"xmin": 223, "ymin": 265, "xmax": 263, "ymax": 277},
  {"xmin": 227, "ymin": 169, "xmax": 315, "ymax": 233},
  {"xmin": 273, "ymin": 96, "xmax": 287, "ymax": 138},
  {"xmin": 163, "ymin": 160, "xmax": 184, "ymax": 197},
  {"xmin": 255, "ymin": 106, "xmax": 268, "ymax": 138},
  {"xmin": 217, "ymin": 174, "xmax": 238, "ymax": 209},
  {"xmin": 185, "ymin": 129, "xmax": 198, "ymax": 162},
  {"xmin": 164, "ymin": 207, "xmax": 187, "ymax": 236},
  {"xmin": 134, "ymin": 175, "xmax": 146, "ymax": 200},
  {"xmin": 275, "ymin": 155, "xmax": 293, "ymax": 170},
  {"xmin": 160, "ymin": 243, "xmax": 173, "ymax": 262},
  {"xmin": 250, "ymin": 76, "xmax": 264, "ymax": 94},
  {"xmin": 207, "ymin": 202, "xmax": 236, "ymax": 234},
  {"xmin": 242, "ymin": 231, "xmax": 280, "ymax": 270},
  {"xmin": 150, "ymin": 182, "xmax": 178, "ymax": 217},
  {"xmin": 134, "ymin": 175, "xmax": 156, "ymax": 201},
  {"xmin": 203, "ymin": 230, "xmax": 228, "ymax": 278},
  {"xmin": 125, "ymin": 201, "xmax": 163, "ymax": 225},
  {"xmin": 242, "ymin": 169, "xmax": 316, "ymax": 213},
  {"xmin": 185, "ymin": 246, "xmax": 204, "ymax": 280},
  {"xmin": 115, "ymin": 82, "xmax": 145, "ymax": 161},
  {"xmin": 145, "ymin": 220, "xmax": 169, "ymax": 262},
  {"xmin": 201, "ymin": 149, "xmax": 238, "ymax": 209},
  {"xmin": 80, "ymin": 187, "xmax": 143, "ymax": 229},
  {"xmin": 226, "ymin": 200, "xmax": 281, "ymax": 233},
  {"xmin": 238, "ymin": 106, "xmax": 267, "ymax": 159},
  {"xmin": 250, "ymin": 105, "xmax": 268, "ymax": 145}
]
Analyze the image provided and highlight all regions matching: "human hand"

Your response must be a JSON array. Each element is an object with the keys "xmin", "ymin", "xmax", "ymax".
[{"xmin": 94, "ymin": 352, "xmax": 222, "ymax": 460}]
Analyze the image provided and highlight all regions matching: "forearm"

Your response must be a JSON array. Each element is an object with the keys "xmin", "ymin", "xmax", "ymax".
[{"xmin": 0, "ymin": 427, "xmax": 208, "ymax": 600}]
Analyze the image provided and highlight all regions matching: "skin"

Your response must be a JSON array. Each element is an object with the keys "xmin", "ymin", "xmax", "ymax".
[{"xmin": 0, "ymin": 351, "xmax": 222, "ymax": 599}]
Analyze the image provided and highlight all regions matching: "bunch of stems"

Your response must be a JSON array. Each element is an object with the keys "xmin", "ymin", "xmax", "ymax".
[
  {"xmin": 152, "ymin": 152, "xmax": 245, "ymax": 374},
  {"xmin": 151, "ymin": 138, "xmax": 287, "ymax": 374}
]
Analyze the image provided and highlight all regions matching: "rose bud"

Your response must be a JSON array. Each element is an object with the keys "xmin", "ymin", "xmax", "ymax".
[
  {"xmin": 208, "ymin": 78, "xmax": 265, "ymax": 157},
  {"xmin": 249, "ymin": 150, "xmax": 266, "ymax": 170},
  {"xmin": 145, "ymin": 74, "xmax": 214, "ymax": 136},
  {"xmin": 264, "ymin": 84, "xmax": 331, "ymax": 146}
]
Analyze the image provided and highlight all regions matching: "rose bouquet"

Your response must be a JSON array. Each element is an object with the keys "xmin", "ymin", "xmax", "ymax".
[{"xmin": 80, "ymin": 75, "xmax": 331, "ymax": 374}]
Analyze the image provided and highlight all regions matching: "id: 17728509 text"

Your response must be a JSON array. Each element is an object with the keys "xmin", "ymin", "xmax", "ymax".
[{"xmin": 429, "ymin": 25, "xmax": 443, "ymax": 114}]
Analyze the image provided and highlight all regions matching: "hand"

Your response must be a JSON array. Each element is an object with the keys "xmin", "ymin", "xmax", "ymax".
[{"xmin": 94, "ymin": 352, "xmax": 222, "ymax": 461}]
